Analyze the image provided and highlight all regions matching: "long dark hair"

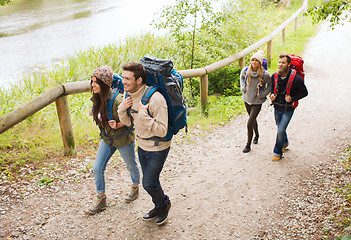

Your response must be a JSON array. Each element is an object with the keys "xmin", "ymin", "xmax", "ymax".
[{"xmin": 91, "ymin": 78, "xmax": 110, "ymax": 128}]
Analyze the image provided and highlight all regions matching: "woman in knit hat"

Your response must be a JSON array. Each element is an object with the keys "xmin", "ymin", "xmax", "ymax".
[
  {"xmin": 88, "ymin": 66, "xmax": 140, "ymax": 214},
  {"xmin": 240, "ymin": 50, "xmax": 272, "ymax": 153}
]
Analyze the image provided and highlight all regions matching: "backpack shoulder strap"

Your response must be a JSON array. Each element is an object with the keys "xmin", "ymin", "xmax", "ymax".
[
  {"xmin": 107, "ymin": 88, "xmax": 119, "ymax": 120},
  {"xmin": 286, "ymin": 69, "xmax": 297, "ymax": 95},
  {"xmin": 273, "ymin": 72, "xmax": 279, "ymax": 94},
  {"xmin": 141, "ymin": 86, "xmax": 158, "ymax": 105}
]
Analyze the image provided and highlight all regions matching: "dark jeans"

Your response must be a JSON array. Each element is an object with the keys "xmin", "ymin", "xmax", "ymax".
[
  {"xmin": 244, "ymin": 102, "xmax": 262, "ymax": 146},
  {"xmin": 138, "ymin": 146, "xmax": 170, "ymax": 209},
  {"xmin": 273, "ymin": 109, "xmax": 294, "ymax": 157}
]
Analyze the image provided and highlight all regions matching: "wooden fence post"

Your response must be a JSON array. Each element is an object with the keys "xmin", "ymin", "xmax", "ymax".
[
  {"xmin": 200, "ymin": 74, "xmax": 208, "ymax": 111},
  {"xmin": 239, "ymin": 57, "xmax": 245, "ymax": 69},
  {"xmin": 294, "ymin": 17, "xmax": 298, "ymax": 31},
  {"xmin": 55, "ymin": 95, "xmax": 76, "ymax": 156},
  {"xmin": 282, "ymin": 28, "xmax": 286, "ymax": 43},
  {"xmin": 267, "ymin": 40, "xmax": 272, "ymax": 67}
]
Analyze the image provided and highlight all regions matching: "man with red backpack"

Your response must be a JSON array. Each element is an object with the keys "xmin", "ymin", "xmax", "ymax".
[{"xmin": 270, "ymin": 54, "xmax": 308, "ymax": 161}]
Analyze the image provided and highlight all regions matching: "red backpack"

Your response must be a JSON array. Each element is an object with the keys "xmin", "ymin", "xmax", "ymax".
[
  {"xmin": 273, "ymin": 54, "xmax": 305, "ymax": 108},
  {"xmin": 289, "ymin": 54, "xmax": 304, "ymax": 80}
]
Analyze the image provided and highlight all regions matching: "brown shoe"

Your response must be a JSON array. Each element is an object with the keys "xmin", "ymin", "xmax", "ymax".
[
  {"xmin": 87, "ymin": 195, "xmax": 106, "ymax": 214},
  {"xmin": 282, "ymin": 144, "xmax": 289, "ymax": 152},
  {"xmin": 125, "ymin": 185, "xmax": 139, "ymax": 203},
  {"xmin": 272, "ymin": 155, "xmax": 281, "ymax": 161}
]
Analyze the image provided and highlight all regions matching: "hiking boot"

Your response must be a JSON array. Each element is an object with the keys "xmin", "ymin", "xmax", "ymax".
[
  {"xmin": 242, "ymin": 145, "xmax": 251, "ymax": 153},
  {"xmin": 282, "ymin": 144, "xmax": 289, "ymax": 152},
  {"xmin": 272, "ymin": 155, "xmax": 282, "ymax": 161},
  {"xmin": 125, "ymin": 185, "xmax": 139, "ymax": 203},
  {"xmin": 253, "ymin": 135, "xmax": 259, "ymax": 144},
  {"xmin": 156, "ymin": 201, "xmax": 171, "ymax": 225},
  {"xmin": 143, "ymin": 207, "xmax": 158, "ymax": 221},
  {"xmin": 87, "ymin": 195, "xmax": 106, "ymax": 215}
]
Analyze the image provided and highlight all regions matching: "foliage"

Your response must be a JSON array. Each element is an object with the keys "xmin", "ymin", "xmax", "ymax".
[
  {"xmin": 329, "ymin": 146, "xmax": 351, "ymax": 239},
  {"xmin": 153, "ymin": 0, "xmax": 221, "ymax": 98},
  {"xmin": 0, "ymin": 0, "xmax": 12, "ymax": 6},
  {"xmin": 187, "ymin": 95, "xmax": 245, "ymax": 128},
  {"xmin": 153, "ymin": 0, "xmax": 220, "ymax": 69},
  {"xmin": 208, "ymin": 66, "xmax": 241, "ymax": 96},
  {"xmin": 306, "ymin": 0, "xmax": 351, "ymax": 28}
]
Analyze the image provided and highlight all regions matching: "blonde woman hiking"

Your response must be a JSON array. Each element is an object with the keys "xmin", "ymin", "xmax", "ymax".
[{"xmin": 240, "ymin": 50, "xmax": 272, "ymax": 153}]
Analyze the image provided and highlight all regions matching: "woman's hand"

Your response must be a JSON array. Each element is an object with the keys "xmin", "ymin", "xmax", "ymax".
[
  {"xmin": 108, "ymin": 120, "xmax": 125, "ymax": 129},
  {"xmin": 108, "ymin": 120, "xmax": 117, "ymax": 129},
  {"xmin": 270, "ymin": 93, "xmax": 277, "ymax": 102}
]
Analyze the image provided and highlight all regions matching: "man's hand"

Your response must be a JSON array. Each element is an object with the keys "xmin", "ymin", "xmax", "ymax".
[
  {"xmin": 285, "ymin": 95, "xmax": 292, "ymax": 103},
  {"xmin": 119, "ymin": 97, "xmax": 133, "ymax": 111},
  {"xmin": 89, "ymin": 109, "xmax": 93, "ymax": 116}
]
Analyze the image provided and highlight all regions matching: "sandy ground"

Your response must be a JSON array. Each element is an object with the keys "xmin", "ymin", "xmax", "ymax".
[{"xmin": 1, "ymin": 22, "xmax": 351, "ymax": 239}]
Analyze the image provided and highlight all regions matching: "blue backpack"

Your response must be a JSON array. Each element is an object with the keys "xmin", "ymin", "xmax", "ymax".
[
  {"xmin": 107, "ymin": 73, "xmax": 124, "ymax": 120},
  {"xmin": 98, "ymin": 73, "xmax": 131, "ymax": 146},
  {"xmin": 139, "ymin": 56, "xmax": 187, "ymax": 144}
]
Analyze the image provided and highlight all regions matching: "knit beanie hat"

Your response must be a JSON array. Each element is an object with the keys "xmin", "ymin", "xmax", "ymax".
[
  {"xmin": 250, "ymin": 50, "xmax": 264, "ymax": 66},
  {"xmin": 91, "ymin": 66, "xmax": 113, "ymax": 88}
]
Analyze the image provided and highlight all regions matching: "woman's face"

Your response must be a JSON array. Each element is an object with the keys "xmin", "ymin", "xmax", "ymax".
[
  {"xmin": 91, "ymin": 77, "xmax": 101, "ymax": 94},
  {"xmin": 250, "ymin": 58, "xmax": 260, "ymax": 71}
]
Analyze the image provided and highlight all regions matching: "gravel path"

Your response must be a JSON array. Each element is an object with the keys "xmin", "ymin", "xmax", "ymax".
[{"xmin": 1, "ymin": 22, "xmax": 351, "ymax": 239}]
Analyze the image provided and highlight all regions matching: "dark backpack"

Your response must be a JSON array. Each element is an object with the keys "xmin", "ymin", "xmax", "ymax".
[{"xmin": 139, "ymin": 56, "xmax": 187, "ymax": 144}]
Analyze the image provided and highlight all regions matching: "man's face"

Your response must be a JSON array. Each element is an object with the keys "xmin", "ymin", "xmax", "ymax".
[
  {"xmin": 277, "ymin": 57, "xmax": 290, "ymax": 76},
  {"xmin": 122, "ymin": 70, "xmax": 142, "ymax": 93}
]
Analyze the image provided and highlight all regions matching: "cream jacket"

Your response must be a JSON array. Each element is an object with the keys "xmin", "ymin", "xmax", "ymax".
[{"xmin": 118, "ymin": 84, "xmax": 171, "ymax": 151}]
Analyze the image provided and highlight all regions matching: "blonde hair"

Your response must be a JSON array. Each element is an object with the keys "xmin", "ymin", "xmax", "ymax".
[{"xmin": 246, "ymin": 63, "xmax": 264, "ymax": 86}]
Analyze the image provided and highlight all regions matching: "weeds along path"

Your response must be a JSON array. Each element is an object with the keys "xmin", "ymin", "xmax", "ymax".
[{"xmin": 1, "ymin": 23, "xmax": 351, "ymax": 239}]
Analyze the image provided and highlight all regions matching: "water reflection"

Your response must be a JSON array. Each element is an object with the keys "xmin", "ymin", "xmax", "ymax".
[
  {"xmin": 0, "ymin": 0, "xmax": 119, "ymax": 37},
  {"xmin": 0, "ymin": 0, "xmax": 172, "ymax": 88}
]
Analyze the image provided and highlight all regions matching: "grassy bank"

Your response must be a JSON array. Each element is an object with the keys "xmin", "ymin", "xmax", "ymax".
[{"xmin": 0, "ymin": 1, "xmax": 319, "ymax": 183}]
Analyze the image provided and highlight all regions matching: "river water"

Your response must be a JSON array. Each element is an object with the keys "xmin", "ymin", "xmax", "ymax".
[{"xmin": 0, "ymin": 0, "xmax": 174, "ymax": 88}]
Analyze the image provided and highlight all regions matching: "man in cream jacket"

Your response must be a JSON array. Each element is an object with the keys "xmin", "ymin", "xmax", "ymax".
[{"xmin": 118, "ymin": 62, "xmax": 171, "ymax": 226}]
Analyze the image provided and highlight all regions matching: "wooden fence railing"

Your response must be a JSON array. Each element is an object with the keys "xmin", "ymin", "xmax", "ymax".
[{"xmin": 0, "ymin": 0, "xmax": 308, "ymax": 155}]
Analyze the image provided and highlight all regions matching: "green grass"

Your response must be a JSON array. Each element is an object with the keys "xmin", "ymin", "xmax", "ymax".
[{"xmin": 0, "ymin": 2, "xmax": 319, "ymax": 183}]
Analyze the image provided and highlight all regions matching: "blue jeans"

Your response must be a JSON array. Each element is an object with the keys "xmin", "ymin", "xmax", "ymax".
[
  {"xmin": 93, "ymin": 140, "xmax": 140, "ymax": 194},
  {"xmin": 273, "ymin": 109, "xmax": 294, "ymax": 157},
  {"xmin": 138, "ymin": 147, "xmax": 170, "ymax": 209}
]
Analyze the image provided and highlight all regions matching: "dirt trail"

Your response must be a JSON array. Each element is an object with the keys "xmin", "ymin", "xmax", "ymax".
[{"xmin": 1, "ymin": 23, "xmax": 351, "ymax": 239}]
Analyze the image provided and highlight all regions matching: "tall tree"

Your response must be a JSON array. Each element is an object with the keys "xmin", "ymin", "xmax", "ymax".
[{"xmin": 153, "ymin": 0, "xmax": 221, "ymax": 97}]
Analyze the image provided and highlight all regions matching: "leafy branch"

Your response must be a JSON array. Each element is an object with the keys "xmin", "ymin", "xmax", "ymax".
[{"xmin": 306, "ymin": 0, "xmax": 351, "ymax": 28}]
